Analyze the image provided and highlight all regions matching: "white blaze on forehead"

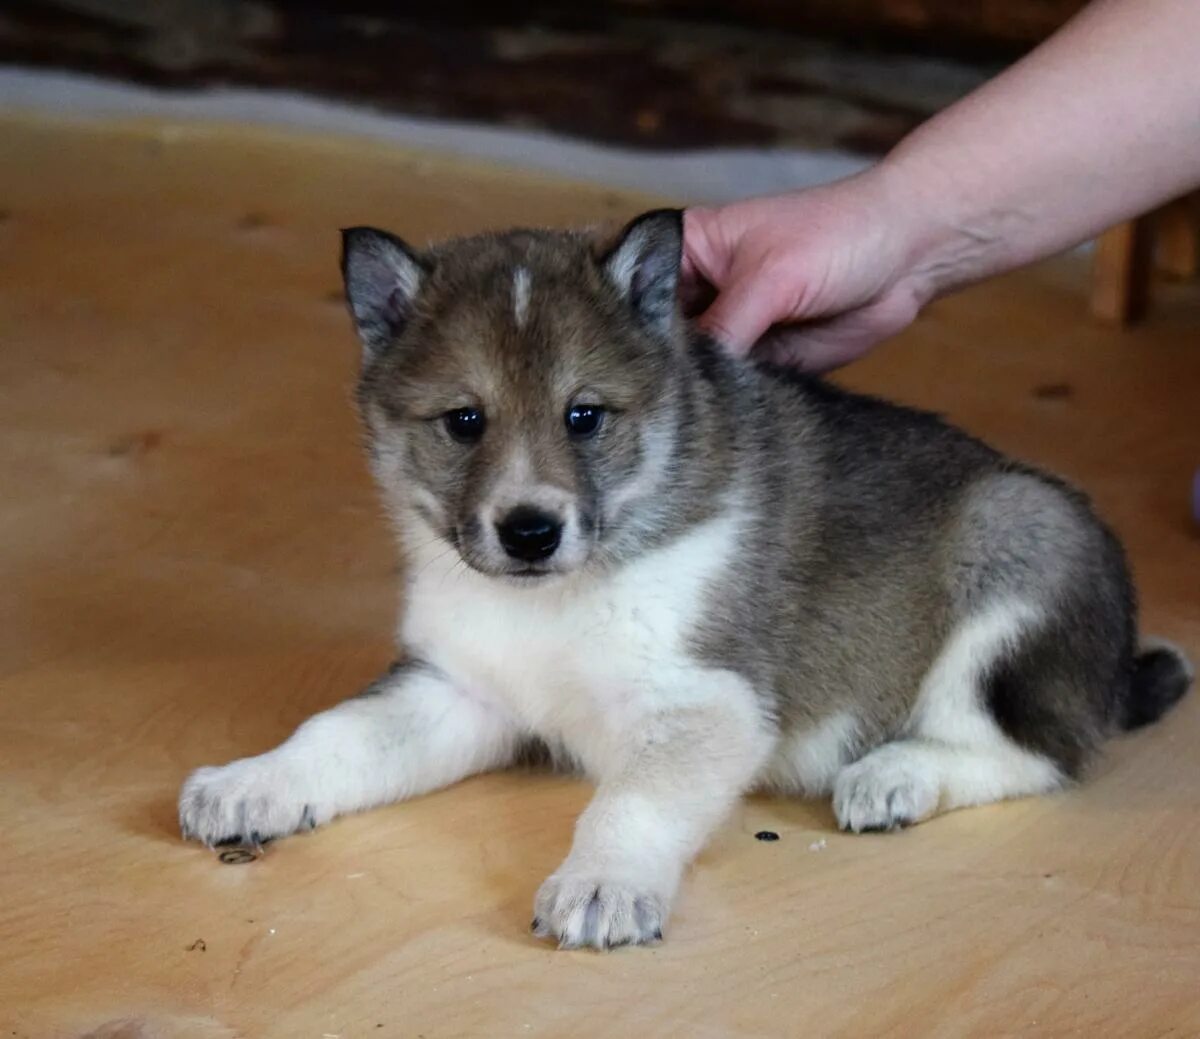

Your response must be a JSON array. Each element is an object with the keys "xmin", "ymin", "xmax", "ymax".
[{"xmin": 512, "ymin": 266, "xmax": 532, "ymax": 328}]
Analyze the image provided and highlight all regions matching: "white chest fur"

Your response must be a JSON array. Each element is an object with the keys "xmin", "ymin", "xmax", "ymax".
[{"xmin": 399, "ymin": 512, "xmax": 744, "ymax": 773}]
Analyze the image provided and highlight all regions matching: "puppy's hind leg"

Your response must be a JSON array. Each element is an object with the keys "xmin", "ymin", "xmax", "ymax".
[
  {"xmin": 179, "ymin": 659, "xmax": 520, "ymax": 847},
  {"xmin": 834, "ymin": 602, "xmax": 1065, "ymax": 833}
]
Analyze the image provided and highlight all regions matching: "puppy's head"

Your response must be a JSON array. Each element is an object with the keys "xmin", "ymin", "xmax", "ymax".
[{"xmin": 341, "ymin": 210, "xmax": 688, "ymax": 582}]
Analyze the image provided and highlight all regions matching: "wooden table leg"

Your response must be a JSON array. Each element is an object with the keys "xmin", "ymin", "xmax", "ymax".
[
  {"xmin": 1155, "ymin": 194, "xmax": 1199, "ymax": 281},
  {"xmin": 1091, "ymin": 216, "xmax": 1153, "ymax": 324}
]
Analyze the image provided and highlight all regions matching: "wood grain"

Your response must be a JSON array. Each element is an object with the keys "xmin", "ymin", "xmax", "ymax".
[{"xmin": 1, "ymin": 115, "xmax": 1197, "ymax": 1039}]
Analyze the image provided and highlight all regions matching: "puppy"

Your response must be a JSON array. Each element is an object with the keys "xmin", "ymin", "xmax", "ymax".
[{"xmin": 180, "ymin": 209, "xmax": 1192, "ymax": 949}]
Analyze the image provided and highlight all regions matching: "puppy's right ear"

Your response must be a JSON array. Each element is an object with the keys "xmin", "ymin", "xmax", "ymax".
[
  {"xmin": 340, "ymin": 227, "xmax": 428, "ymax": 362},
  {"xmin": 599, "ymin": 209, "xmax": 683, "ymax": 340}
]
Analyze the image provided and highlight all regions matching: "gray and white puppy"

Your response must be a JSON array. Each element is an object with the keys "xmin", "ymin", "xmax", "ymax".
[{"xmin": 180, "ymin": 209, "xmax": 1192, "ymax": 950}]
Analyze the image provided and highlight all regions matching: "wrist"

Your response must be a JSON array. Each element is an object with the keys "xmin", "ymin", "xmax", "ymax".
[{"xmin": 874, "ymin": 137, "xmax": 1027, "ymax": 306}]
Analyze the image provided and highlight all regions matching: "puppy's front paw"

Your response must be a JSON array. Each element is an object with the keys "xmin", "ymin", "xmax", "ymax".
[
  {"xmin": 533, "ymin": 871, "xmax": 669, "ymax": 950},
  {"xmin": 179, "ymin": 755, "xmax": 320, "ymax": 847},
  {"xmin": 833, "ymin": 744, "xmax": 939, "ymax": 833}
]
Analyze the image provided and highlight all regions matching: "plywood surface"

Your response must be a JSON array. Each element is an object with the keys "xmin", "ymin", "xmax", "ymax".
[{"xmin": 1, "ymin": 114, "xmax": 1198, "ymax": 1039}]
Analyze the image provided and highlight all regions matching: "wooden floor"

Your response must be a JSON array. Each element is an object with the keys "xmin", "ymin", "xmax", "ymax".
[{"xmin": 1, "ymin": 114, "xmax": 1198, "ymax": 1039}]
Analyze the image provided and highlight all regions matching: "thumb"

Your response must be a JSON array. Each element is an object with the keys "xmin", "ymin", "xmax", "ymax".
[{"xmin": 693, "ymin": 275, "xmax": 784, "ymax": 357}]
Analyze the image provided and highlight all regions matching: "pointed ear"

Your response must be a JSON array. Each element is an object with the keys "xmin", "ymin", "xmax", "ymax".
[
  {"xmin": 599, "ymin": 209, "xmax": 683, "ymax": 338},
  {"xmin": 340, "ymin": 226, "xmax": 428, "ymax": 362}
]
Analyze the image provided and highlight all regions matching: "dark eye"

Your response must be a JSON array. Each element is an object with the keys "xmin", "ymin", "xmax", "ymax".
[
  {"xmin": 443, "ymin": 407, "xmax": 486, "ymax": 443},
  {"xmin": 565, "ymin": 404, "xmax": 605, "ymax": 438}
]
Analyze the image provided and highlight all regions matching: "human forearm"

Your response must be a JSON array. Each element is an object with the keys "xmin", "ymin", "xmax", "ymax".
[
  {"xmin": 886, "ymin": 0, "xmax": 1200, "ymax": 305},
  {"xmin": 681, "ymin": 0, "xmax": 1200, "ymax": 370}
]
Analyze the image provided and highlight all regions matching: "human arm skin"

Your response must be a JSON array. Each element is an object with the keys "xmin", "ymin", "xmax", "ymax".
[{"xmin": 681, "ymin": 0, "xmax": 1200, "ymax": 371}]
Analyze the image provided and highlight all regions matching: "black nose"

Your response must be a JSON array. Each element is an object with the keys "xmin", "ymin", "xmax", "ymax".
[{"xmin": 496, "ymin": 507, "xmax": 562, "ymax": 562}]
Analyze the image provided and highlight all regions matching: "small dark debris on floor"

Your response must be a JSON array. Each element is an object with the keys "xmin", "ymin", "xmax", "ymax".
[
  {"xmin": 755, "ymin": 830, "xmax": 780, "ymax": 842},
  {"xmin": 237, "ymin": 212, "xmax": 271, "ymax": 230},
  {"xmin": 186, "ymin": 938, "xmax": 207, "ymax": 952},
  {"xmin": 108, "ymin": 429, "xmax": 163, "ymax": 457},
  {"xmin": 1032, "ymin": 382, "xmax": 1073, "ymax": 400},
  {"xmin": 325, "ymin": 288, "xmax": 345, "ymax": 304}
]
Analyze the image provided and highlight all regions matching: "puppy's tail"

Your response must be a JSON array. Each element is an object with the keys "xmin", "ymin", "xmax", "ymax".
[{"xmin": 1120, "ymin": 639, "xmax": 1194, "ymax": 731}]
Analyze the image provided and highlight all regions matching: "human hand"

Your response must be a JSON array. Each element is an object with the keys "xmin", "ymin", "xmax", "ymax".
[{"xmin": 680, "ymin": 169, "xmax": 933, "ymax": 372}]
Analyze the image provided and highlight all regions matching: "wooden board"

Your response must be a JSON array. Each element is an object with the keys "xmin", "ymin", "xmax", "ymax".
[{"xmin": 0, "ymin": 114, "xmax": 1198, "ymax": 1039}]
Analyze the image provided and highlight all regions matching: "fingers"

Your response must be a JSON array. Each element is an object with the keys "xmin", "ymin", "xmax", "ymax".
[
  {"xmin": 678, "ymin": 271, "xmax": 717, "ymax": 318},
  {"xmin": 679, "ymin": 201, "xmax": 920, "ymax": 369},
  {"xmin": 749, "ymin": 291, "xmax": 918, "ymax": 372},
  {"xmin": 752, "ymin": 327, "xmax": 879, "ymax": 373},
  {"xmin": 681, "ymin": 205, "xmax": 793, "ymax": 353},
  {"xmin": 678, "ymin": 208, "xmax": 722, "ymax": 317},
  {"xmin": 693, "ymin": 275, "xmax": 785, "ymax": 357}
]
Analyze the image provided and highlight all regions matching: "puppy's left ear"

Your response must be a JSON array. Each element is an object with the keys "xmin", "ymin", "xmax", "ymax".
[{"xmin": 599, "ymin": 209, "xmax": 683, "ymax": 338}]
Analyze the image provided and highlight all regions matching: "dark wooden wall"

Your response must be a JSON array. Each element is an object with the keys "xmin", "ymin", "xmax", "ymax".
[{"xmin": 1, "ymin": 1, "xmax": 1086, "ymax": 153}]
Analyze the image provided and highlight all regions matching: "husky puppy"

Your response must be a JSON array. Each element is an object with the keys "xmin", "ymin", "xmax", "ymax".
[{"xmin": 180, "ymin": 209, "xmax": 1192, "ymax": 950}]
